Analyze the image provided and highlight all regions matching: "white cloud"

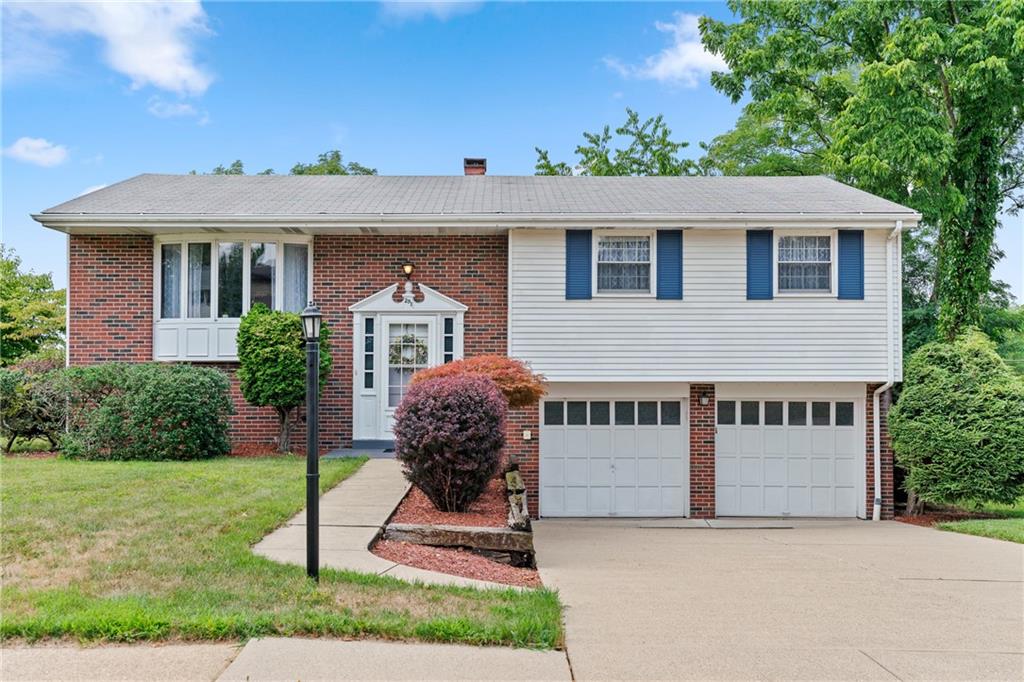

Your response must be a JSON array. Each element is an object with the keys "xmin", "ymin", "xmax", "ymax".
[
  {"xmin": 3, "ymin": 1, "xmax": 213, "ymax": 96},
  {"xmin": 147, "ymin": 96, "xmax": 202, "ymax": 119},
  {"xmin": 379, "ymin": 1, "xmax": 482, "ymax": 22},
  {"xmin": 3, "ymin": 137, "xmax": 69, "ymax": 167},
  {"xmin": 604, "ymin": 12, "xmax": 727, "ymax": 87},
  {"xmin": 78, "ymin": 184, "xmax": 108, "ymax": 197}
]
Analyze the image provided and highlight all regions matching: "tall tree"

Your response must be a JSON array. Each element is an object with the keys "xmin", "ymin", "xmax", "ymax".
[
  {"xmin": 701, "ymin": 0, "xmax": 1024, "ymax": 339},
  {"xmin": 0, "ymin": 246, "xmax": 65, "ymax": 365},
  {"xmin": 536, "ymin": 108, "xmax": 697, "ymax": 176},
  {"xmin": 698, "ymin": 109, "xmax": 826, "ymax": 177},
  {"xmin": 290, "ymin": 150, "xmax": 376, "ymax": 176}
]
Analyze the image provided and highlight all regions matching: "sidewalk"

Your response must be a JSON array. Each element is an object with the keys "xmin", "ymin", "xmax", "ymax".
[{"xmin": 252, "ymin": 458, "xmax": 508, "ymax": 589}]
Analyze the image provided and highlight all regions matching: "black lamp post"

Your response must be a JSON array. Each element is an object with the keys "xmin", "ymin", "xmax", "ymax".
[{"xmin": 301, "ymin": 302, "xmax": 322, "ymax": 582}]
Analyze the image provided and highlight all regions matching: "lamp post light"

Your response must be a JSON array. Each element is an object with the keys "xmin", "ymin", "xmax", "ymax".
[{"xmin": 301, "ymin": 302, "xmax": 323, "ymax": 582}]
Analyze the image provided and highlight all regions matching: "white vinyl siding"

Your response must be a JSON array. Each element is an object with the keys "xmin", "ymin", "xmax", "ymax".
[{"xmin": 508, "ymin": 228, "xmax": 902, "ymax": 382}]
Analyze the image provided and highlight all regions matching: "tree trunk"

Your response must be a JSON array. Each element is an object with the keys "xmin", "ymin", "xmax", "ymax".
[
  {"xmin": 906, "ymin": 489, "xmax": 924, "ymax": 516},
  {"xmin": 277, "ymin": 407, "xmax": 293, "ymax": 453},
  {"xmin": 5, "ymin": 435, "xmax": 15, "ymax": 453}
]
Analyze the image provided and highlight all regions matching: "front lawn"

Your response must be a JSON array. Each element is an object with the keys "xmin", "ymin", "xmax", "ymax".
[
  {"xmin": 936, "ymin": 499, "xmax": 1024, "ymax": 544},
  {"xmin": 0, "ymin": 457, "xmax": 561, "ymax": 647}
]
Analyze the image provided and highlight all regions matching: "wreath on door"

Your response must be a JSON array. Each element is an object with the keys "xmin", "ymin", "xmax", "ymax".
[{"xmin": 389, "ymin": 333, "xmax": 429, "ymax": 366}]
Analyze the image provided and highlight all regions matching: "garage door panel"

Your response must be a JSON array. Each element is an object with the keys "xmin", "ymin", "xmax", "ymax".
[
  {"xmin": 564, "ymin": 458, "xmax": 588, "ymax": 486},
  {"xmin": 717, "ymin": 396, "xmax": 863, "ymax": 518},
  {"xmin": 565, "ymin": 429, "xmax": 590, "ymax": 457},
  {"xmin": 763, "ymin": 457, "xmax": 786, "ymax": 484},
  {"xmin": 637, "ymin": 430, "xmax": 660, "ymax": 457},
  {"xmin": 540, "ymin": 397, "xmax": 687, "ymax": 517}
]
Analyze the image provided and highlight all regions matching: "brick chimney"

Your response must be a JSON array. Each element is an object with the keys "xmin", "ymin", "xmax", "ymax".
[{"xmin": 463, "ymin": 157, "xmax": 486, "ymax": 175}]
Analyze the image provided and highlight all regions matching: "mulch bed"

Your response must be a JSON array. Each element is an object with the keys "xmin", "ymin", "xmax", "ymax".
[
  {"xmin": 230, "ymin": 443, "xmax": 288, "ymax": 457},
  {"xmin": 373, "ymin": 539, "xmax": 542, "ymax": 588},
  {"xmin": 3, "ymin": 451, "xmax": 57, "ymax": 459},
  {"xmin": 389, "ymin": 478, "xmax": 509, "ymax": 528},
  {"xmin": 896, "ymin": 510, "xmax": 1000, "ymax": 527}
]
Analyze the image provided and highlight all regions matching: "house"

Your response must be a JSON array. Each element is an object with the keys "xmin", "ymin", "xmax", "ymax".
[{"xmin": 34, "ymin": 160, "xmax": 920, "ymax": 520}]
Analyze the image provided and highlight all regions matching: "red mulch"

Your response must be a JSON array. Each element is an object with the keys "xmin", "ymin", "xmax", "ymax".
[
  {"xmin": 389, "ymin": 478, "xmax": 509, "ymax": 528},
  {"xmin": 230, "ymin": 443, "xmax": 287, "ymax": 457},
  {"xmin": 897, "ymin": 510, "xmax": 1000, "ymax": 527},
  {"xmin": 373, "ymin": 540, "xmax": 542, "ymax": 588}
]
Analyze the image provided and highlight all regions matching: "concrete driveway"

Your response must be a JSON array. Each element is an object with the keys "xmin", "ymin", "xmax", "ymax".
[{"xmin": 534, "ymin": 519, "xmax": 1024, "ymax": 681}]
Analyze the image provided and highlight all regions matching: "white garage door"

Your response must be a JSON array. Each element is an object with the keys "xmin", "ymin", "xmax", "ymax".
[
  {"xmin": 716, "ymin": 398, "xmax": 861, "ymax": 517},
  {"xmin": 540, "ymin": 399, "xmax": 688, "ymax": 517}
]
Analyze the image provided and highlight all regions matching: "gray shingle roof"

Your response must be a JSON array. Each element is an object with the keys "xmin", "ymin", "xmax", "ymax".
[{"xmin": 41, "ymin": 174, "xmax": 917, "ymax": 217}]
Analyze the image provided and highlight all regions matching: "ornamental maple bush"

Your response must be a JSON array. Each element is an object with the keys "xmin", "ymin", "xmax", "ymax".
[
  {"xmin": 393, "ymin": 374, "xmax": 508, "ymax": 512},
  {"xmin": 408, "ymin": 355, "xmax": 545, "ymax": 409}
]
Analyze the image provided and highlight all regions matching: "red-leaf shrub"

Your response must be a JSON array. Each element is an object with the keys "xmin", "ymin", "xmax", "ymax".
[
  {"xmin": 393, "ymin": 374, "xmax": 508, "ymax": 512},
  {"xmin": 408, "ymin": 355, "xmax": 546, "ymax": 409}
]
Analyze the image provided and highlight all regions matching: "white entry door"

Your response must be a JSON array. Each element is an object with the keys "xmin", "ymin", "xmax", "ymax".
[
  {"xmin": 715, "ymin": 397, "xmax": 862, "ymax": 517},
  {"xmin": 540, "ymin": 398, "xmax": 688, "ymax": 517},
  {"xmin": 380, "ymin": 316, "xmax": 436, "ymax": 437}
]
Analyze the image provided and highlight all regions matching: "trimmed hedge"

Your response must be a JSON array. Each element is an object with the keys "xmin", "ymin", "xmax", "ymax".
[
  {"xmin": 393, "ymin": 374, "xmax": 507, "ymax": 512},
  {"xmin": 890, "ymin": 329, "xmax": 1024, "ymax": 505},
  {"xmin": 63, "ymin": 363, "xmax": 234, "ymax": 461},
  {"xmin": 409, "ymin": 355, "xmax": 546, "ymax": 409}
]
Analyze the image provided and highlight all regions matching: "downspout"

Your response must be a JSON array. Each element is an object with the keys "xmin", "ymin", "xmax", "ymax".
[{"xmin": 872, "ymin": 220, "xmax": 902, "ymax": 521}]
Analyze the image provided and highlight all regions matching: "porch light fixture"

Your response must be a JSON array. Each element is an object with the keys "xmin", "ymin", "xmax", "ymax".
[
  {"xmin": 300, "ymin": 301, "xmax": 322, "ymax": 582},
  {"xmin": 699, "ymin": 391, "xmax": 711, "ymax": 407},
  {"xmin": 402, "ymin": 262, "xmax": 415, "ymax": 280}
]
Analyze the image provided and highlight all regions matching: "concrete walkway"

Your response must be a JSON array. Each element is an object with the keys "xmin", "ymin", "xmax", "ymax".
[
  {"xmin": 253, "ymin": 458, "xmax": 505, "ymax": 589},
  {"xmin": 535, "ymin": 518, "xmax": 1024, "ymax": 681},
  {"xmin": 1, "ymin": 643, "xmax": 239, "ymax": 681},
  {"xmin": 219, "ymin": 637, "xmax": 570, "ymax": 681}
]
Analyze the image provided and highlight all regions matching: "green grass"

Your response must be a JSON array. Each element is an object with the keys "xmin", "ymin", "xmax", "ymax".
[
  {"xmin": 935, "ymin": 499, "xmax": 1024, "ymax": 544},
  {"xmin": 0, "ymin": 456, "xmax": 562, "ymax": 647}
]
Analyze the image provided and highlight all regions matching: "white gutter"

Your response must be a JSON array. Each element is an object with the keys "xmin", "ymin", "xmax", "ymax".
[
  {"xmin": 31, "ymin": 211, "xmax": 922, "ymax": 234},
  {"xmin": 872, "ymin": 219, "xmax": 902, "ymax": 521}
]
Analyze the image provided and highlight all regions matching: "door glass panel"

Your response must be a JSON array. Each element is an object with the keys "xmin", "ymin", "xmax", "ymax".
[
  {"xmin": 740, "ymin": 401, "xmax": 760, "ymax": 425},
  {"xmin": 836, "ymin": 401, "xmax": 854, "ymax": 426},
  {"xmin": 812, "ymin": 401, "xmax": 831, "ymax": 425},
  {"xmin": 614, "ymin": 401, "xmax": 635, "ymax": 425},
  {"xmin": 764, "ymin": 401, "xmax": 783, "ymax": 425},
  {"xmin": 187, "ymin": 243, "xmax": 211, "ymax": 318},
  {"xmin": 660, "ymin": 401, "xmax": 681, "ymax": 425},
  {"xmin": 387, "ymin": 323, "xmax": 428, "ymax": 408},
  {"xmin": 218, "ymin": 242, "xmax": 243, "ymax": 317},
  {"xmin": 788, "ymin": 401, "xmax": 807, "ymax": 426},
  {"xmin": 160, "ymin": 244, "xmax": 181, "ymax": 319},
  {"xmin": 250, "ymin": 242, "xmax": 276, "ymax": 309},
  {"xmin": 567, "ymin": 401, "xmax": 587, "ymax": 425},
  {"xmin": 590, "ymin": 401, "xmax": 610, "ymax": 425},
  {"xmin": 638, "ymin": 401, "xmax": 658, "ymax": 425},
  {"xmin": 717, "ymin": 400, "xmax": 736, "ymax": 425},
  {"xmin": 544, "ymin": 401, "xmax": 564, "ymax": 426}
]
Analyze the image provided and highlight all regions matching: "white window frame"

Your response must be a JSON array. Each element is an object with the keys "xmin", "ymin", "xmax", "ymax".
[
  {"xmin": 591, "ymin": 230, "xmax": 657, "ymax": 298},
  {"xmin": 153, "ymin": 234, "xmax": 313, "ymax": 321},
  {"xmin": 772, "ymin": 229, "xmax": 838, "ymax": 298}
]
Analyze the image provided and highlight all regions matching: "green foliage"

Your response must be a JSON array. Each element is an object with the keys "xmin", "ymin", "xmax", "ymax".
[
  {"xmin": 290, "ymin": 150, "xmax": 377, "ymax": 176},
  {"xmin": 0, "ymin": 364, "xmax": 66, "ymax": 452},
  {"xmin": 889, "ymin": 330, "xmax": 1024, "ymax": 506},
  {"xmin": 698, "ymin": 108, "xmax": 827, "ymax": 176},
  {"xmin": 535, "ymin": 108, "xmax": 697, "ymax": 176},
  {"xmin": 62, "ymin": 363, "xmax": 234, "ymax": 461},
  {"xmin": 700, "ymin": 0, "xmax": 1024, "ymax": 340},
  {"xmin": 0, "ymin": 246, "xmax": 65, "ymax": 366},
  {"xmin": 236, "ymin": 303, "xmax": 331, "ymax": 451},
  {"xmin": 904, "ymin": 303, "xmax": 1024, "ymax": 357}
]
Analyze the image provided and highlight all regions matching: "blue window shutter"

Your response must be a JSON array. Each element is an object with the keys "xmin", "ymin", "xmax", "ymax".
[
  {"xmin": 656, "ymin": 230, "xmax": 683, "ymax": 300},
  {"xmin": 838, "ymin": 230, "xmax": 865, "ymax": 300},
  {"xmin": 565, "ymin": 229, "xmax": 592, "ymax": 300},
  {"xmin": 746, "ymin": 230, "xmax": 773, "ymax": 300}
]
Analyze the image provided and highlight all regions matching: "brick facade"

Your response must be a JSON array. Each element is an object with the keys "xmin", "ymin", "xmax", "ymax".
[
  {"xmin": 68, "ymin": 235, "xmax": 153, "ymax": 365},
  {"xmin": 505, "ymin": 406, "xmax": 540, "ymax": 511},
  {"xmin": 865, "ymin": 383, "xmax": 896, "ymax": 520},
  {"xmin": 688, "ymin": 383, "xmax": 716, "ymax": 518}
]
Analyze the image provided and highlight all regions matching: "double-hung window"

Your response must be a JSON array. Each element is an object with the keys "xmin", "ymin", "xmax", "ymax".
[
  {"xmin": 776, "ymin": 234, "xmax": 833, "ymax": 294},
  {"xmin": 596, "ymin": 233, "xmax": 653, "ymax": 294},
  {"xmin": 157, "ymin": 238, "xmax": 310, "ymax": 320}
]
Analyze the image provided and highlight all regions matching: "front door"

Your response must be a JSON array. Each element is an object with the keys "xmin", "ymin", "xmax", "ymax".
[{"xmin": 380, "ymin": 316, "xmax": 436, "ymax": 437}]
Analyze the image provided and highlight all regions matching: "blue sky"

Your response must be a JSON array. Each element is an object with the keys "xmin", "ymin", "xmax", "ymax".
[{"xmin": 2, "ymin": 1, "xmax": 1020, "ymax": 297}]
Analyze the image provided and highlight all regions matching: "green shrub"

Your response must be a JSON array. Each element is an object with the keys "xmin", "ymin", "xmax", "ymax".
[
  {"xmin": 63, "ymin": 363, "xmax": 233, "ymax": 461},
  {"xmin": 0, "ymin": 358, "xmax": 67, "ymax": 452},
  {"xmin": 236, "ymin": 303, "xmax": 331, "ymax": 452},
  {"xmin": 890, "ymin": 329, "xmax": 1024, "ymax": 505}
]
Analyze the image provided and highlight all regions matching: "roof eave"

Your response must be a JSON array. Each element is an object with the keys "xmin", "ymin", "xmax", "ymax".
[{"xmin": 32, "ymin": 211, "xmax": 922, "ymax": 234}]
